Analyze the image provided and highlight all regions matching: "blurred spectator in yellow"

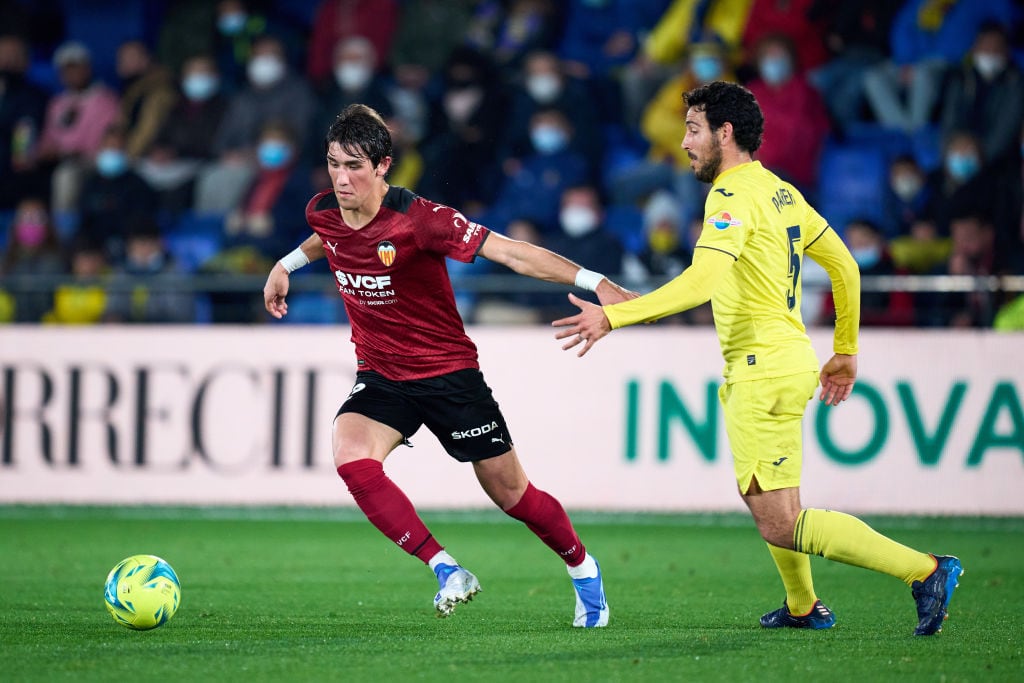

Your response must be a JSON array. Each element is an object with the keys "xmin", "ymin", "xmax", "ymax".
[
  {"xmin": 611, "ymin": 33, "xmax": 734, "ymax": 214},
  {"xmin": 43, "ymin": 235, "xmax": 108, "ymax": 325},
  {"xmin": 621, "ymin": 0, "xmax": 752, "ymax": 128}
]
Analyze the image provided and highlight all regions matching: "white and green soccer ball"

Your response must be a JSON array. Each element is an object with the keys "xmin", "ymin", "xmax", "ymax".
[{"xmin": 103, "ymin": 554, "xmax": 181, "ymax": 630}]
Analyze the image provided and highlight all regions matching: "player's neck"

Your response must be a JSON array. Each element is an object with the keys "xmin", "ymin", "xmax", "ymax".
[
  {"xmin": 341, "ymin": 181, "xmax": 390, "ymax": 229},
  {"xmin": 716, "ymin": 149, "xmax": 753, "ymax": 177}
]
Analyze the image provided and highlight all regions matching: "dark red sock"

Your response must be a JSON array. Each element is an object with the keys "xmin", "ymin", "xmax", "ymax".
[
  {"xmin": 337, "ymin": 459, "xmax": 443, "ymax": 564},
  {"xmin": 505, "ymin": 482, "xmax": 585, "ymax": 566}
]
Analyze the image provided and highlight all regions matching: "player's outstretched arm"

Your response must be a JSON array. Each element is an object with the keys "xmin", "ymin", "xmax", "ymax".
[
  {"xmin": 477, "ymin": 231, "xmax": 635, "ymax": 300},
  {"xmin": 264, "ymin": 234, "xmax": 326, "ymax": 318},
  {"xmin": 819, "ymin": 353, "xmax": 857, "ymax": 406}
]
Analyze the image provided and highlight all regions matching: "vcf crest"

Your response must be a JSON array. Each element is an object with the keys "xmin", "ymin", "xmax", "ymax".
[{"xmin": 377, "ymin": 240, "xmax": 397, "ymax": 267}]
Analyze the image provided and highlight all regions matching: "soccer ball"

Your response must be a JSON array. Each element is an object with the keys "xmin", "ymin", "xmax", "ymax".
[{"xmin": 103, "ymin": 554, "xmax": 181, "ymax": 630}]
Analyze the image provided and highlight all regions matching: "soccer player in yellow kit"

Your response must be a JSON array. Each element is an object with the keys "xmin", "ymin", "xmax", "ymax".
[{"xmin": 554, "ymin": 81, "xmax": 962, "ymax": 636}]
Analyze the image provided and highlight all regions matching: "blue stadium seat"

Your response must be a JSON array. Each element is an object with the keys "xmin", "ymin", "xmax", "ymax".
[
  {"xmin": 58, "ymin": 0, "xmax": 156, "ymax": 86},
  {"xmin": 277, "ymin": 292, "xmax": 343, "ymax": 325},
  {"xmin": 815, "ymin": 142, "xmax": 888, "ymax": 235},
  {"xmin": 164, "ymin": 232, "xmax": 222, "ymax": 273},
  {"xmin": 604, "ymin": 203, "xmax": 645, "ymax": 254}
]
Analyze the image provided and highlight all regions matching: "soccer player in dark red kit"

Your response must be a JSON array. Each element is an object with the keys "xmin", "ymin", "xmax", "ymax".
[{"xmin": 263, "ymin": 104, "xmax": 630, "ymax": 627}]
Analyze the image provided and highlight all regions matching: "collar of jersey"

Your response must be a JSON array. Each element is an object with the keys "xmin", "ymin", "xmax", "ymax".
[{"xmin": 713, "ymin": 160, "xmax": 761, "ymax": 185}]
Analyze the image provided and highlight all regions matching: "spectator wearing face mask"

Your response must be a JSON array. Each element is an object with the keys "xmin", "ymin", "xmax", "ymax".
[
  {"xmin": 196, "ymin": 34, "xmax": 316, "ymax": 214},
  {"xmin": 310, "ymin": 36, "xmax": 393, "ymax": 190},
  {"xmin": 621, "ymin": 190, "xmax": 692, "ymax": 287},
  {"xmin": 210, "ymin": 0, "xmax": 269, "ymax": 95},
  {"xmin": 881, "ymin": 154, "xmax": 931, "ymax": 238},
  {"xmin": 306, "ymin": 0, "xmax": 399, "ymax": 87},
  {"xmin": 499, "ymin": 50, "xmax": 602, "ymax": 179},
  {"xmin": 923, "ymin": 130, "xmax": 998, "ymax": 237},
  {"xmin": 202, "ymin": 120, "xmax": 313, "ymax": 322},
  {"xmin": 76, "ymin": 124, "xmax": 159, "ymax": 263},
  {"xmin": 139, "ymin": 54, "xmax": 230, "ymax": 215},
  {"xmin": 940, "ymin": 21, "xmax": 1024, "ymax": 167},
  {"xmin": 224, "ymin": 120, "xmax": 312, "ymax": 258},
  {"xmin": 823, "ymin": 218, "xmax": 914, "ymax": 327},
  {"xmin": 611, "ymin": 33, "xmax": 735, "ymax": 216},
  {"xmin": 863, "ymin": 0, "xmax": 1014, "ymax": 136},
  {"xmin": 541, "ymin": 184, "xmax": 625, "ymax": 317},
  {"xmin": 0, "ymin": 197, "xmax": 64, "ymax": 322},
  {"xmin": 488, "ymin": 107, "xmax": 590, "ymax": 233},
  {"xmin": 746, "ymin": 33, "xmax": 830, "ymax": 194}
]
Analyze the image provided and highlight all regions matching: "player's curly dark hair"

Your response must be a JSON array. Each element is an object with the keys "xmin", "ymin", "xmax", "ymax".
[
  {"xmin": 684, "ymin": 81, "xmax": 764, "ymax": 154},
  {"xmin": 325, "ymin": 103, "xmax": 393, "ymax": 167}
]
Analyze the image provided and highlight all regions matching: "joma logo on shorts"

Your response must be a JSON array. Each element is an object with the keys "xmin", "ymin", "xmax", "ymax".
[{"xmin": 451, "ymin": 421, "xmax": 499, "ymax": 439}]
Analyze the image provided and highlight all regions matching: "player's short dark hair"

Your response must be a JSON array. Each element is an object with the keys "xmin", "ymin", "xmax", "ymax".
[
  {"xmin": 325, "ymin": 103, "xmax": 392, "ymax": 167},
  {"xmin": 684, "ymin": 81, "xmax": 764, "ymax": 154}
]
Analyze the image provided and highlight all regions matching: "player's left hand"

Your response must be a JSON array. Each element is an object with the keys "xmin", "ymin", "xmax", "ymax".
[
  {"xmin": 819, "ymin": 353, "xmax": 857, "ymax": 406},
  {"xmin": 552, "ymin": 293, "xmax": 612, "ymax": 357}
]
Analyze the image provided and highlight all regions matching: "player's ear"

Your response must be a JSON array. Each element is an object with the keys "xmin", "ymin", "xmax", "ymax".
[{"xmin": 375, "ymin": 156, "xmax": 393, "ymax": 177}]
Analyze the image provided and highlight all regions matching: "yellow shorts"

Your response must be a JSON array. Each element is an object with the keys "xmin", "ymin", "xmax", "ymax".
[{"xmin": 718, "ymin": 371, "xmax": 818, "ymax": 494}]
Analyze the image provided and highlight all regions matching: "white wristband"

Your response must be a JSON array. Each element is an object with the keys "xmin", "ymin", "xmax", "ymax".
[
  {"xmin": 279, "ymin": 248, "xmax": 309, "ymax": 273},
  {"xmin": 574, "ymin": 268, "xmax": 605, "ymax": 292}
]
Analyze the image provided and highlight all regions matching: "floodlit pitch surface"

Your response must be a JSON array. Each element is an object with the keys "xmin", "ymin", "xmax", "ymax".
[{"xmin": 1, "ymin": 507, "xmax": 1021, "ymax": 682}]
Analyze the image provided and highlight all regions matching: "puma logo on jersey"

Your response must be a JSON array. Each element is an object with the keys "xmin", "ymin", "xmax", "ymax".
[{"xmin": 325, "ymin": 240, "xmax": 339, "ymax": 256}]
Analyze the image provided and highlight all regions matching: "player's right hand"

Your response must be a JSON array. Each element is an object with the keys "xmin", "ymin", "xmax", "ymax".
[{"xmin": 263, "ymin": 263, "xmax": 290, "ymax": 319}]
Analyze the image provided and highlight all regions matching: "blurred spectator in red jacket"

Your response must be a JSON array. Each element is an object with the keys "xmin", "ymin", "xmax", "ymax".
[{"xmin": 746, "ymin": 33, "xmax": 830, "ymax": 193}]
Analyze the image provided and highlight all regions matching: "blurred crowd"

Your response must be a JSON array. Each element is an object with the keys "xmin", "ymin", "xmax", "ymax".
[{"xmin": 0, "ymin": 0, "xmax": 1022, "ymax": 329}]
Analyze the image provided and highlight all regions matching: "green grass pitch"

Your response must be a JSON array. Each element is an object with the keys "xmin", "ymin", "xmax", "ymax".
[{"xmin": 1, "ymin": 507, "xmax": 1022, "ymax": 682}]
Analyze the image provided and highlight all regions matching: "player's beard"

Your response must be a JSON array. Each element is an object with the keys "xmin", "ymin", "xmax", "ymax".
[{"xmin": 693, "ymin": 135, "xmax": 722, "ymax": 183}]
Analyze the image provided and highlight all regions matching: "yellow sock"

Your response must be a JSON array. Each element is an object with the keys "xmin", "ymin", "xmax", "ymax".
[
  {"xmin": 795, "ymin": 509, "xmax": 936, "ymax": 585},
  {"xmin": 767, "ymin": 543, "xmax": 817, "ymax": 614}
]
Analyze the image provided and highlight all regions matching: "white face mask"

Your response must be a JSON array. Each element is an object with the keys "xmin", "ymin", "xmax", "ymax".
[
  {"xmin": 248, "ymin": 55, "xmax": 285, "ymax": 87},
  {"xmin": 335, "ymin": 62, "xmax": 372, "ymax": 91},
  {"xmin": 973, "ymin": 52, "xmax": 1006, "ymax": 81},
  {"xmin": 560, "ymin": 206, "xmax": 599, "ymax": 237},
  {"xmin": 525, "ymin": 73, "xmax": 562, "ymax": 103}
]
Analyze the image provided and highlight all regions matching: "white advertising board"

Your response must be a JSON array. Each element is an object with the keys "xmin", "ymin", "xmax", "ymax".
[{"xmin": 1, "ymin": 326, "xmax": 1021, "ymax": 514}]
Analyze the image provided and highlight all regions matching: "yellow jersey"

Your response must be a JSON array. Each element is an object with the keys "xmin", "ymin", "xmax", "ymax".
[{"xmin": 605, "ymin": 160, "xmax": 859, "ymax": 383}]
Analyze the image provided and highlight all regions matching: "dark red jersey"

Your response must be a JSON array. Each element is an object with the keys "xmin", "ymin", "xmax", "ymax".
[{"xmin": 305, "ymin": 186, "xmax": 489, "ymax": 380}]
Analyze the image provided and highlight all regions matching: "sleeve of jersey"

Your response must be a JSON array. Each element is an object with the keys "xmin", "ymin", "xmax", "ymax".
[
  {"xmin": 604, "ymin": 248, "xmax": 735, "ymax": 329},
  {"xmin": 414, "ymin": 198, "xmax": 489, "ymax": 262},
  {"xmin": 805, "ymin": 226, "xmax": 860, "ymax": 355}
]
